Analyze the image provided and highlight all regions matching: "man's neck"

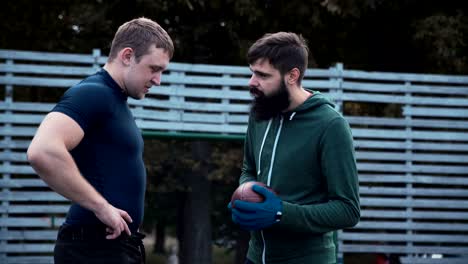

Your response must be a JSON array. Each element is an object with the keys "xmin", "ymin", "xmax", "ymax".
[
  {"xmin": 103, "ymin": 63, "xmax": 125, "ymax": 91},
  {"xmin": 285, "ymin": 86, "xmax": 312, "ymax": 111}
]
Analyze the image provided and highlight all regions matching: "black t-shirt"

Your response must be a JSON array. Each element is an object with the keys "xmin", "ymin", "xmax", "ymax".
[{"xmin": 52, "ymin": 69, "xmax": 146, "ymax": 232}]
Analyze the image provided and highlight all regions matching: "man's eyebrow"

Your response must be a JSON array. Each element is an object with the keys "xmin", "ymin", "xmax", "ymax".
[
  {"xmin": 151, "ymin": 65, "xmax": 164, "ymax": 71},
  {"xmin": 249, "ymin": 67, "xmax": 270, "ymax": 76},
  {"xmin": 254, "ymin": 70, "xmax": 270, "ymax": 76}
]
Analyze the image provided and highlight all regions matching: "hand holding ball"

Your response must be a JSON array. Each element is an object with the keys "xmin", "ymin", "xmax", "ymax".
[
  {"xmin": 230, "ymin": 181, "xmax": 276, "ymax": 208},
  {"xmin": 229, "ymin": 181, "xmax": 283, "ymax": 230}
]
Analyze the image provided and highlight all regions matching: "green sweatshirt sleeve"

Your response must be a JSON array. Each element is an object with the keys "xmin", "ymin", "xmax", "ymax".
[
  {"xmin": 278, "ymin": 117, "xmax": 360, "ymax": 233},
  {"xmin": 239, "ymin": 118, "xmax": 257, "ymax": 185}
]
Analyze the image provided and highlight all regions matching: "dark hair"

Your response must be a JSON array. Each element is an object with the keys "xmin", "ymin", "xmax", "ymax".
[
  {"xmin": 108, "ymin": 17, "xmax": 174, "ymax": 62},
  {"xmin": 247, "ymin": 32, "xmax": 309, "ymax": 84}
]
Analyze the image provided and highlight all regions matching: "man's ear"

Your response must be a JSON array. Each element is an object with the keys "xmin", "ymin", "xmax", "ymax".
[
  {"xmin": 118, "ymin": 48, "xmax": 134, "ymax": 66},
  {"xmin": 286, "ymin": 68, "xmax": 300, "ymax": 85}
]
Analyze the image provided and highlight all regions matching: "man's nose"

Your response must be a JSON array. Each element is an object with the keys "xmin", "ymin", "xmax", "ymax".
[
  {"xmin": 248, "ymin": 75, "xmax": 258, "ymax": 87},
  {"xmin": 151, "ymin": 73, "xmax": 161, "ymax": 86}
]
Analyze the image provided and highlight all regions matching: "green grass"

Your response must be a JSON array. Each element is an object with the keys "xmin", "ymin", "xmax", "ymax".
[
  {"xmin": 212, "ymin": 245, "xmax": 235, "ymax": 264},
  {"xmin": 146, "ymin": 245, "xmax": 234, "ymax": 264}
]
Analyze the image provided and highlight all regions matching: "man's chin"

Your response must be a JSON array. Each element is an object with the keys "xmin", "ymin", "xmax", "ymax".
[
  {"xmin": 130, "ymin": 94, "xmax": 145, "ymax": 100},
  {"xmin": 251, "ymin": 104, "xmax": 278, "ymax": 121},
  {"xmin": 251, "ymin": 98, "xmax": 290, "ymax": 121}
]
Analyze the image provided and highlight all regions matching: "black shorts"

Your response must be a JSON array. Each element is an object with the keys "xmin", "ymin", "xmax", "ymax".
[{"xmin": 54, "ymin": 224, "xmax": 145, "ymax": 264}]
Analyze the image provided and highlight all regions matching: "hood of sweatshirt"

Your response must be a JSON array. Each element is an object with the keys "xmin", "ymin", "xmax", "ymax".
[{"xmin": 283, "ymin": 89, "xmax": 335, "ymax": 121}]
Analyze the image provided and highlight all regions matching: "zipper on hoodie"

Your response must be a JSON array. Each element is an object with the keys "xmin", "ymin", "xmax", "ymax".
[{"xmin": 261, "ymin": 116, "xmax": 284, "ymax": 263}]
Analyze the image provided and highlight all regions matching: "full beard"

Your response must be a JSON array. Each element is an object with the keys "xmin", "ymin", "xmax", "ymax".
[{"xmin": 250, "ymin": 81, "xmax": 290, "ymax": 121}]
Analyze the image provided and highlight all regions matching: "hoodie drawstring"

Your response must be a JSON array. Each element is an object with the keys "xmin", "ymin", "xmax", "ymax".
[
  {"xmin": 257, "ymin": 119, "xmax": 272, "ymax": 176},
  {"xmin": 266, "ymin": 116, "xmax": 283, "ymax": 186},
  {"xmin": 289, "ymin": 112, "xmax": 296, "ymax": 121}
]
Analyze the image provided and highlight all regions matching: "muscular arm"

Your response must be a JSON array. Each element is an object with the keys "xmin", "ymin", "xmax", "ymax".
[{"xmin": 27, "ymin": 112, "xmax": 132, "ymax": 238}]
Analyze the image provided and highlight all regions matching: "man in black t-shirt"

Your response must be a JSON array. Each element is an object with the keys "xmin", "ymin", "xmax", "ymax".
[{"xmin": 27, "ymin": 17, "xmax": 174, "ymax": 264}]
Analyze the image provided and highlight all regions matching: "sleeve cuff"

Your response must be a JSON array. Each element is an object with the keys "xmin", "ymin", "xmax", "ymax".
[{"xmin": 278, "ymin": 201, "xmax": 297, "ymax": 228}]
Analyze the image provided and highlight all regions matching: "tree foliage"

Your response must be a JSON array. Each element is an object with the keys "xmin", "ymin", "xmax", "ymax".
[{"xmin": 2, "ymin": 0, "xmax": 466, "ymax": 73}]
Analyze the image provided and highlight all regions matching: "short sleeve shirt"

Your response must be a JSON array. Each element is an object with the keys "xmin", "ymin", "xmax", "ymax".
[{"xmin": 52, "ymin": 69, "xmax": 146, "ymax": 232}]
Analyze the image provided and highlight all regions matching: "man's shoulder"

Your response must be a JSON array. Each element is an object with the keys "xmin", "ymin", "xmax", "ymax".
[
  {"xmin": 56, "ymin": 72, "xmax": 118, "ymax": 113},
  {"xmin": 294, "ymin": 103, "xmax": 342, "ymax": 124},
  {"xmin": 66, "ymin": 74, "xmax": 112, "ymax": 97},
  {"xmin": 74, "ymin": 72, "xmax": 107, "ymax": 89}
]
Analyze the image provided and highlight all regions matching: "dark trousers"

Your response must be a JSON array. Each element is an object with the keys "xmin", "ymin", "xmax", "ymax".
[{"xmin": 54, "ymin": 224, "xmax": 145, "ymax": 264}]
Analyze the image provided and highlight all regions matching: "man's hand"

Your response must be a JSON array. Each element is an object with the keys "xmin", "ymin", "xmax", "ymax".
[
  {"xmin": 94, "ymin": 203, "xmax": 133, "ymax": 239},
  {"xmin": 230, "ymin": 184, "xmax": 283, "ymax": 230}
]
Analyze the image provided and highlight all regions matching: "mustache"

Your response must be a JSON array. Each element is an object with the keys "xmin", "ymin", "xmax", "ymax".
[{"xmin": 249, "ymin": 86, "xmax": 264, "ymax": 97}]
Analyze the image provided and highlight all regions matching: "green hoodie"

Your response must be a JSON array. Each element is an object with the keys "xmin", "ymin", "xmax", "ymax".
[{"xmin": 240, "ymin": 91, "xmax": 360, "ymax": 264}]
